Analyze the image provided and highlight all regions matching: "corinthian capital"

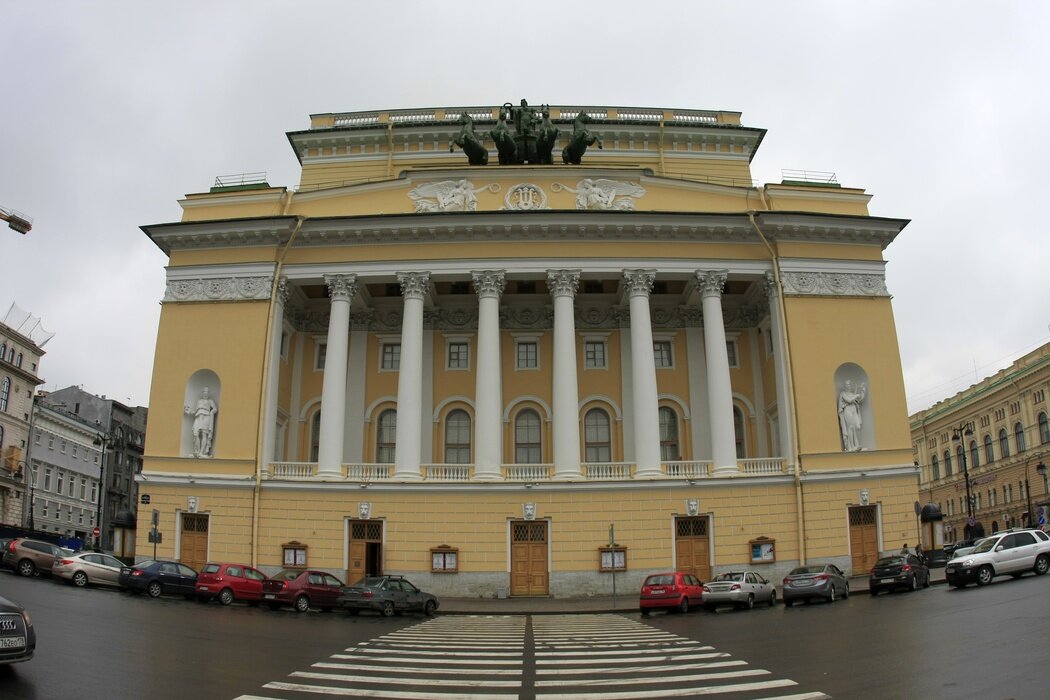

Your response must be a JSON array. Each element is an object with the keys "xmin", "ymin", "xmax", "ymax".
[
  {"xmin": 623, "ymin": 269, "xmax": 656, "ymax": 298},
  {"xmin": 324, "ymin": 274, "xmax": 358, "ymax": 303},
  {"xmin": 471, "ymin": 271, "xmax": 506, "ymax": 299},
  {"xmin": 397, "ymin": 272, "xmax": 431, "ymax": 300},
  {"xmin": 695, "ymin": 270, "xmax": 728, "ymax": 299},
  {"xmin": 546, "ymin": 270, "xmax": 580, "ymax": 299}
]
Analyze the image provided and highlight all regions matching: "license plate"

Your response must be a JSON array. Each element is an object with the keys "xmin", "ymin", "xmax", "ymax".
[
  {"xmin": 199, "ymin": 586, "xmax": 209, "ymax": 591},
  {"xmin": 650, "ymin": 588, "xmax": 665, "ymax": 595},
  {"xmin": 0, "ymin": 637, "xmax": 25, "ymax": 649},
  {"xmin": 946, "ymin": 567, "xmax": 955, "ymax": 574},
  {"xmin": 880, "ymin": 578, "xmax": 894, "ymax": 584},
  {"xmin": 264, "ymin": 593, "xmax": 275, "ymax": 600}
]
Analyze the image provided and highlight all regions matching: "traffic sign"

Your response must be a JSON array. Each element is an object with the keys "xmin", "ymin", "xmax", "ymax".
[
  {"xmin": 967, "ymin": 516, "xmax": 976, "ymax": 527},
  {"xmin": 92, "ymin": 526, "xmax": 100, "ymax": 537}
]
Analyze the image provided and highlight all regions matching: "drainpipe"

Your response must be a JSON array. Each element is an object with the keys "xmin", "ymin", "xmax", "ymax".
[
  {"xmin": 386, "ymin": 122, "xmax": 394, "ymax": 178},
  {"xmin": 658, "ymin": 119, "xmax": 666, "ymax": 176},
  {"xmin": 747, "ymin": 205, "xmax": 807, "ymax": 565},
  {"xmin": 251, "ymin": 195, "xmax": 303, "ymax": 567}
]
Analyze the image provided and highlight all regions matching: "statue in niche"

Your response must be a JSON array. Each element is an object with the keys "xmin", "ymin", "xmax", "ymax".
[
  {"xmin": 450, "ymin": 113, "xmax": 489, "ymax": 165},
  {"xmin": 185, "ymin": 386, "xmax": 218, "ymax": 458},
  {"xmin": 562, "ymin": 112, "xmax": 603, "ymax": 165},
  {"xmin": 838, "ymin": 380, "xmax": 867, "ymax": 452}
]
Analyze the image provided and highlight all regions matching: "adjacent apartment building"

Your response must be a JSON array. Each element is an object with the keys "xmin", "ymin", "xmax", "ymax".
[{"xmin": 136, "ymin": 101, "xmax": 916, "ymax": 596}]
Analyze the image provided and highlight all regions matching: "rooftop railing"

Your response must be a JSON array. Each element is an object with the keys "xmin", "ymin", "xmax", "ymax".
[{"xmin": 327, "ymin": 106, "xmax": 725, "ymax": 129}]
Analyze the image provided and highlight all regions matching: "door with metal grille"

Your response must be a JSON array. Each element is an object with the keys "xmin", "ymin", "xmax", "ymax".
[
  {"xmin": 674, "ymin": 516, "xmax": 711, "ymax": 581},
  {"xmin": 849, "ymin": 505, "xmax": 879, "ymax": 573},
  {"xmin": 510, "ymin": 520, "xmax": 549, "ymax": 596},
  {"xmin": 179, "ymin": 513, "xmax": 209, "ymax": 572},
  {"xmin": 347, "ymin": 520, "xmax": 383, "ymax": 585}
]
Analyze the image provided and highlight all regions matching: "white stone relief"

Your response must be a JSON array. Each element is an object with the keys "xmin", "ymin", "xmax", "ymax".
[
  {"xmin": 407, "ymin": 180, "xmax": 499, "ymax": 212},
  {"xmin": 781, "ymin": 272, "xmax": 889, "ymax": 297},
  {"xmin": 686, "ymin": 499, "xmax": 700, "ymax": 516},
  {"xmin": 551, "ymin": 179, "xmax": 645, "ymax": 210},
  {"xmin": 522, "ymin": 502, "xmax": 537, "ymax": 520},
  {"xmin": 503, "ymin": 184, "xmax": 549, "ymax": 210},
  {"xmin": 359, "ymin": 502, "xmax": 372, "ymax": 520},
  {"xmin": 164, "ymin": 275, "xmax": 274, "ymax": 303}
]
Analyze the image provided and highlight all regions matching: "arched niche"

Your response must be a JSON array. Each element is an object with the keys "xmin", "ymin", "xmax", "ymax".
[
  {"xmin": 183, "ymin": 370, "xmax": 221, "ymax": 458},
  {"xmin": 834, "ymin": 363, "xmax": 874, "ymax": 452}
]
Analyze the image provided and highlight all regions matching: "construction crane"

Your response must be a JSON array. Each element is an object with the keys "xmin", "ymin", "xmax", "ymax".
[{"xmin": 1, "ymin": 205, "xmax": 33, "ymax": 234}]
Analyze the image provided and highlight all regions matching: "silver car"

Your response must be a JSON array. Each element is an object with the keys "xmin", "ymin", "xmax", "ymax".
[
  {"xmin": 782, "ymin": 563, "xmax": 850, "ymax": 606},
  {"xmin": 702, "ymin": 571, "xmax": 777, "ymax": 610},
  {"xmin": 52, "ymin": 552, "xmax": 126, "ymax": 588}
]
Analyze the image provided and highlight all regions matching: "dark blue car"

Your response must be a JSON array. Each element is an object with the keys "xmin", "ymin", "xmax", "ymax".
[{"xmin": 118, "ymin": 560, "xmax": 198, "ymax": 599}]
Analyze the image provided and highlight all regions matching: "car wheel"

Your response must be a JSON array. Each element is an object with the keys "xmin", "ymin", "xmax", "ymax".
[
  {"xmin": 910, "ymin": 575, "xmax": 918, "ymax": 591},
  {"xmin": 294, "ymin": 595, "xmax": 310, "ymax": 612},
  {"xmin": 17, "ymin": 559, "xmax": 36, "ymax": 577},
  {"xmin": 219, "ymin": 588, "xmax": 235, "ymax": 606},
  {"xmin": 381, "ymin": 601, "xmax": 395, "ymax": 617},
  {"xmin": 424, "ymin": 600, "xmax": 437, "ymax": 616},
  {"xmin": 745, "ymin": 594, "xmax": 755, "ymax": 610},
  {"xmin": 827, "ymin": 587, "xmax": 836, "ymax": 603},
  {"xmin": 1034, "ymin": 554, "xmax": 1049, "ymax": 576},
  {"xmin": 147, "ymin": 581, "xmax": 163, "ymax": 598},
  {"xmin": 843, "ymin": 582, "xmax": 850, "ymax": 599},
  {"xmin": 678, "ymin": 597, "xmax": 690, "ymax": 614},
  {"xmin": 72, "ymin": 571, "xmax": 89, "ymax": 588},
  {"xmin": 976, "ymin": 565, "xmax": 994, "ymax": 586},
  {"xmin": 768, "ymin": 590, "xmax": 777, "ymax": 607},
  {"xmin": 923, "ymin": 573, "xmax": 931, "ymax": 588}
]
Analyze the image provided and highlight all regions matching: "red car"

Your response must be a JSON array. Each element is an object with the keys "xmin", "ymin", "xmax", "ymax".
[
  {"xmin": 639, "ymin": 571, "xmax": 704, "ymax": 615},
  {"xmin": 195, "ymin": 563, "xmax": 268, "ymax": 605},
  {"xmin": 261, "ymin": 569, "xmax": 344, "ymax": 612}
]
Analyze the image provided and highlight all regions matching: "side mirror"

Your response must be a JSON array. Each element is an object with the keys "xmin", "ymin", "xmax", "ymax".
[{"xmin": 995, "ymin": 545, "xmax": 1004, "ymax": 552}]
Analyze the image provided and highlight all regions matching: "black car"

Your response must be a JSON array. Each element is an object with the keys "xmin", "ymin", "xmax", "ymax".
[
  {"xmin": 0, "ymin": 594, "xmax": 35, "ymax": 665},
  {"xmin": 118, "ymin": 560, "xmax": 198, "ymax": 598},
  {"xmin": 337, "ymin": 575, "xmax": 439, "ymax": 616},
  {"xmin": 869, "ymin": 554, "xmax": 930, "ymax": 595}
]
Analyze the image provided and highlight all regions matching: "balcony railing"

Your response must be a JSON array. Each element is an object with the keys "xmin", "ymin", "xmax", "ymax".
[{"xmin": 267, "ymin": 458, "xmax": 788, "ymax": 483}]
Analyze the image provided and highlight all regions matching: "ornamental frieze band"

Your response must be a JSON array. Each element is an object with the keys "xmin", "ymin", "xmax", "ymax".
[
  {"xmin": 163, "ymin": 275, "xmax": 274, "ymax": 303},
  {"xmin": 780, "ymin": 271, "xmax": 889, "ymax": 297}
]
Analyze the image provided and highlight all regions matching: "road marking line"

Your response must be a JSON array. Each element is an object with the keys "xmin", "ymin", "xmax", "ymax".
[
  {"xmin": 291, "ymin": 671, "xmax": 520, "ymax": 687},
  {"xmin": 344, "ymin": 648, "xmax": 520, "ymax": 657},
  {"xmin": 537, "ymin": 652, "xmax": 729, "ymax": 666},
  {"xmin": 313, "ymin": 662, "xmax": 522, "ymax": 676},
  {"xmin": 535, "ymin": 668, "xmax": 770, "ymax": 687},
  {"xmin": 264, "ymin": 681, "xmax": 516, "ymax": 699},
  {"xmin": 535, "ymin": 660, "xmax": 744, "ymax": 675},
  {"xmin": 331, "ymin": 654, "xmax": 521, "ymax": 666},
  {"xmin": 533, "ymin": 678, "xmax": 798, "ymax": 698}
]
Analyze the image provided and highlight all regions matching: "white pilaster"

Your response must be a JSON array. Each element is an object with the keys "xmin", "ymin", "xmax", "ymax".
[
  {"xmin": 318, "ymin": 274, "xmax": 357, "ymax": 477},
  {"xmin": 624, "ymin": 270, "xmax": 663, "ymax": 477},
  {"xmin": 394, "ymin": 272, "xmax": 429, "ymax": 480},
  {"xmin": 261, "ymin": 277, "xmax": 287, "ymax": 470},
  {"xmin": 765, "ymin": 273, "xmax": 796, "ymax": 470},
  {"xmin": 473, "ymin": 271, "xmax": 505, "ymax": 480},
  {"xmin": 548, "ymin": 270, "xmax": 582, "ymax": 479},
  {"xmin": 697, "ymin": 270, "xmax": 737, "ymax": 475}
]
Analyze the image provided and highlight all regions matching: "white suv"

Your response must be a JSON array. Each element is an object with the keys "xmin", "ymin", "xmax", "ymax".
[{"xmin": 945, "ymin": 528, "xmax": 1050, "ymax": 587}]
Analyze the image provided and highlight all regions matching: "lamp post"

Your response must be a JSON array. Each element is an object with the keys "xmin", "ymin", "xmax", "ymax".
[
  {"xmin": 951, "ymin": 422, "xmax": 976, "ymax": 539},
  {"xmin": 12, "ymin": 461, "xmax": 33, "ymax": 531},
  {"xmin": 92, "ymin": 431, "xmax": 112, "ymax": 551},
  {"xmin": 1025, "ymin": 457, "xmax": 1048, "ymax": 529}
]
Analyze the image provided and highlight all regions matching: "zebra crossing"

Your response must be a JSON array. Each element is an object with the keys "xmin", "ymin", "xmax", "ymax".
[{"xmin": 234, "ymin": 613, "xmax": 829, "ymax": 700}]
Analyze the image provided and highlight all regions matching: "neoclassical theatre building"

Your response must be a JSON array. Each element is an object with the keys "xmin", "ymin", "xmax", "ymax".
[{"xmin": 139, "ymin": 101, "xmax": 917, "ymax": 596}]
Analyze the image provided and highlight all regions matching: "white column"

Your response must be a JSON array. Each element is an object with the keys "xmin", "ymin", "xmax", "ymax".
[
  {"xmin": 697, "ymin": 270, "xmax": 737, "ymax": 475},
  {"xmin": 318, "ymin": 274, "xmax": 357, "ymax": 478},
  {"xmin": 261, "ymin": 277, "xmax": 288, "ymax": 470},
  {"xmin": 344, "ymin": 311, "xmax": 372, "ymax": 463},
  {"xmin": 394, "ymin": 272, "xmax": 429, "ymax": 480},
  {"xmin": 548, "ymin": 270, "xmax": 582, "ymax": 479},
  {"xmin": 473, "ymin": 271, "xmax": 505, "ymax": 480},
  {"xmin": 765, "ymin": 273, "xmax": 795, "ymax": 470},
  {"xmin": 624, "ymin": 269, "xmax": 663, "ymax": 477}
]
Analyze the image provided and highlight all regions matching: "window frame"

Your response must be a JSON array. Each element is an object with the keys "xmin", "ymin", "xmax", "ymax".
[
  {"xmin": 514, "ymin": 409, "xmax": 542, "ymax": 464},
  {"xmin": 583, "ymin": 337, "xmax": 608, "ymax": 370},
  {"xmin": 443, "ymin": 409, "xmax": 472, "ymax": 464},
  {"xmin": 583, "ymin": 408, "xmax": 612, "ymax": 463}
]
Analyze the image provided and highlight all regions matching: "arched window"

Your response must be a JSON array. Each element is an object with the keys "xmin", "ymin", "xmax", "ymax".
[
  {"xmin": 956, "ymin": 445, "xmax": 965, "ymax": 471},
  {"xmin": 309, "ymin": 411, "xmax": 321, "ymax": 462},
  {"xmin": 0, "ymin": 424, "xmax": 4, "ymax": 451},
  {"xmin": 1040, "ymin": 412, "xmax": 1050, "ymax": 445},
  {"xmin": 733, "ymin": 406, "xmax": 747, "ymax": 459},
  {"xmin": 514, "ymin": 410, "xmax": 541, "ymax": 464},
  {"xmin": 943, "ymin": 450, "xmax": 953, "ymax": 477},
  {"xmin": 0, "ymin": 343, "xmax": 6, "ymax": 360},
  {"xmin": 659, "ymin": 407, "xmax": 680, "ymax": 461},
  {"xmin": 931, "ymin": 454, "xmax": 940, "ymax": 480},
  {"xmin": 444, "ymin": 409, "xmax": 471, "ymax": 464},
  {"xmin": 5, "ymin": 347, "xmax": 12, "ymax": 363},
  {"xmin": 999, "ymin": 429, "xmax": 1010, "ymax": 459},
  {"xmin": 1014, "ymin": 422, "xmax": 1026, "ymax": 453},
  {"xmin": 984, "ymin": 434, "xmax": 994, "ymax": 463},
  {"xmin": 0, "ymin": 377, "xmax": 9, "ymax": 412},
  {"xmin": 584, "ymin": 408, "xmax": 611, "ymax": 463},
  {"xmin": 376, "ymin": 409, "xmax": 396, "ymax": 463},
  {"xmin": 969, "ymin": 440, "xmax": 980, "ymax": 469},
  {"xmin": 15, "ymin": 352, "xmax": 23, "ymax": 368}
]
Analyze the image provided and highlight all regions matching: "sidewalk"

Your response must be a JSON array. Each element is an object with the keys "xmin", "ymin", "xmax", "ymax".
[{"xmin": 437, "ymin": 567, "xmax": 947, "ymax": 615}]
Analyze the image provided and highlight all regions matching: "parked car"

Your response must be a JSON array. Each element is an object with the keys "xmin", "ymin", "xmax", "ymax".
[
  {"xmin": 702, "ymin": 571, "xmax": 777, "ymax": 610},
  {"xmin": 2, "ymin": 538, "xmax": 74, "ymax": 578},
  {"xmin": 639, "ymin": 571, "xmax": 704, "ymax": 615},
  {"xmin": 52, "ymin": 552, "xmax": 126, "ymax": 588},
  {"xmin": 195, "ymin": 562, "xmax": 269, "ymax": 605},
  {"xmin": 337, "ymin": 575, "xmax": 439, "ymax": 617},
  {"xmin": 782, "ymin": 563, "xmax": 849, "ymax": 606},
  {"xmin": 118, "ymin": 560, "xmax": 199, "ymax": 598},
  {"xmin": 261, "ymin": 569, "xmax": 344, "ymax": 612},
  {"xmin": 869, "ymin": 554, "xmax": 930, "ymax": 595},
  {"xmin": 945, "ymin": 538, "xmax": 989, "ymax": 562},
  {"xmin": 945, "ymin": 528, "xmax": 1050, "ymax": 587},
  {"xmin": 0, "ymin": 594, "xmax": 35, "ymax": 665}
]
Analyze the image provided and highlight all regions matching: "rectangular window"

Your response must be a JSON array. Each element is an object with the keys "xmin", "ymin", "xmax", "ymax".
[
  {"xmin": 42, "ymin": 501, "xmax": 49, "ymax": 518},
  {"xmin": 48, "ymin": 435, "xmax": 54, "ymax": 450},
  {"xmin": 517, "ymin": 341, "xmax": 538, "ymax": 369},
  {"xmin": 57, "ymin": 471, "xmax": 64, "ymax": 494},
  {"xmin": 80, "ymin": 478, "xmax": 86, "ymax": 499},
  {"xmin": 653, "ymin": 340, "xmax": 673, "ymax": 368},
  {"xmin": 44, "ymin": 468, "xmax": 52, "ymax": 491},
  {"xmin": 78, "ymin": 510, "xmax": 84, "ymax": 525},
  {"xmin": 72, "ymin": 445, "xmax": 78, "ymax": 458},
  {"xmin": 447, "ymin": 341, "xmax": 469, "ymax": 370},
  {"xmin": 585, "ymin": 340, "xmax": 606, "ymax": 369},
  {"xmin": 431, "ymin": 546, "xmax": 459, "ymax": 573},
  {"xmin": 315, "ymin": 342, "xmax": 327, "ymax": 370},
  {"xmin": 91, "ymin": 481, "xmax": 97, "ymax": 503},
  {"xmin": 381, "ymin": 343, "xmax": 401, "ymax": 370},
  {"xmin": 60, "ymin": 439, "xmax": 67, "ymax": 453},
  {"xmin": 68, "ymin": 478, "xmax": 75, "ymax": 497},
  {"xmin": 726, "ymin": 339, "xmax": 739, "ymax": 368}
]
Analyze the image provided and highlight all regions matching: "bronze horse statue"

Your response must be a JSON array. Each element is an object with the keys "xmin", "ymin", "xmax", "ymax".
[
  {"xmin": 536, "ymin": 105, "xmax": 558, "ymax": 165},
  {"xmin": 490, "ymin": 109, "xmax": 517, "ymax": 165},
  {"xmin": 562, "ymin": 113, "xmax": 603, "ymax": 165},
  {"xmin": 450, "ymin": 113, "xmax": 489, "ymax": 165}
]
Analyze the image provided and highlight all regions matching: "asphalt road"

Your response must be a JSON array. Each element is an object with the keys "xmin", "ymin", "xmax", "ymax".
[{"xmin": 2, "ymin": 568, "xmax": 1049, "ymax": 699}]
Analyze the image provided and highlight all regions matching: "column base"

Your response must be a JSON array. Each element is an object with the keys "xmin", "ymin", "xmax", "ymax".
[
  {"xmin": 473, "ymin": 471, "xmax": 505, "ymax": 481},
  {"xmin": 317, "ymin": 468, "xmax": 344, "ymax": 479},
  {"xmin": 712, "ymin": 465, "xmax": 740, "ymax": 477},
  {"xmin": 392, "ymin": 469, "xmax": 423, "ymax": 481},
  {"xmin": 553, "ymin": 471, "xmax": 582, "ymax": 481},
  {"xmin": 634, "ymin": 468, "xmax": 664, "ymax": 479}
]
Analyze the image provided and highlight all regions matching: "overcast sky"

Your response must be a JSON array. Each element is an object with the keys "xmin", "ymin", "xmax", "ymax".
[{"xmin": 3, "ymin": 1, "xmax": 1048, "ymax": 414}]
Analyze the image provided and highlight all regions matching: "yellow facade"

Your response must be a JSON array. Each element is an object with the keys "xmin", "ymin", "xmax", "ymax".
[{"xmin": 138, "ymin": 102, "xmax": 917, "ymax": 596}]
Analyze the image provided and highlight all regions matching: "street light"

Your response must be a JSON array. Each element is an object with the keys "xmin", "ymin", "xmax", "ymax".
[
  {"xmin": 92, "ymin": 431, "xmax": 113, "ymax": 550},
  {"xmin": 1025, "ymin": 458, "xmax": 1048, "ymax": 529},
  {"xmin": 951, "ymin": 422, "xmax": 976, "ymax": 539},
  {"xmin": 11, "ymin": 461, "xmax": 33, "ymax": 531}
]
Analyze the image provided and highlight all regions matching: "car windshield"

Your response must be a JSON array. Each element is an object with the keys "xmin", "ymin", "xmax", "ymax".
[
  {"xmin": 133, "ymin": 560, "xmax": 157, "ymax": 569},
  {"xmin": 359, "ymin": 577, "xmax": 387, "ymax": 587},
  {"xmin": 201, "ymin": 564, "xmax": 221, "ymax": 573},
  {"xmin": 273, "ymin": 570, "xmax": 303, "ymax": 581},
  {"xmin": 874, "ymin": 557, "xmax": 903, "ymax": 567},
  {"xmin": 972, "ymin": 538, "xmax": 999, "ymax": 554},
  {"xmin": 713, "ymin": 572, "xmax": 745, "ymax": 582},
  {"xmin": 789, "ymin": 566, "xmax": 826, "ymax": 576},
  {"xmin": 644, "ymin": 574, "xmax": 674, "ymax": 586}
]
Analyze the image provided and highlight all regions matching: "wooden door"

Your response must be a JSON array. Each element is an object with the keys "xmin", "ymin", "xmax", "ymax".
[
  {"xmin": 849, "ymin": 506, "xmax": 879, "ymax": 573},
  {"xmin": 179, "ymin": 513, "xmax": 209, "ymax": 572},
  {"xmin": 510, "ymin": 521, "xmax": 548, "ymax": 596},
  {"xmin": 347, "ymin": 520, "xmax": 383, "ymax": 585},
  {"xmin": 674, "ymin": 517, "xmax": 711, "ymax": 582}
]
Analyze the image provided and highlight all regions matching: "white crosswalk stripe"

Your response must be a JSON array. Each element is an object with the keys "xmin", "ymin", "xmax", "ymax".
[{"xmin": 234, "ymin": 613, "xmax": 830, "ymax": 700}]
